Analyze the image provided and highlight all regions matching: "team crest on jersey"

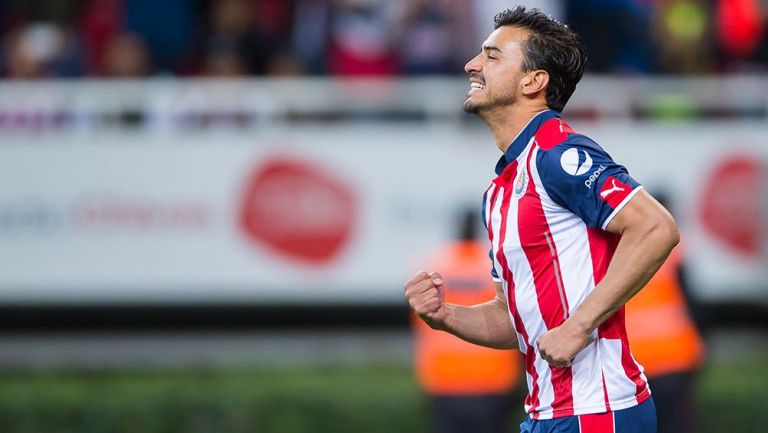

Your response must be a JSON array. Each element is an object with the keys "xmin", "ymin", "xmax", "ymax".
[{"xmin": 513, "ymin": 167, "xmax": 528, "ymax": 199}]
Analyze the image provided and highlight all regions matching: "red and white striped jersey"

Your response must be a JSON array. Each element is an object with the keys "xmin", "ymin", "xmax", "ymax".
[{"xmin": 482, "ymin": 110, "xmax": 650, "ymax": 419}]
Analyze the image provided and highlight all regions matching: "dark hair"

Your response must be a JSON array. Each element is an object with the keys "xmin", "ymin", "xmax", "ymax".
[{"xmin": 494, "ymin": 7, "xmax": 587, "ymax": 112}]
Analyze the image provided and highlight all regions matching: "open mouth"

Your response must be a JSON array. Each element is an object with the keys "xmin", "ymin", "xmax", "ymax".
[{"xmin": 469, "ymin": 81, "xmax": 485, "ymax": 92}]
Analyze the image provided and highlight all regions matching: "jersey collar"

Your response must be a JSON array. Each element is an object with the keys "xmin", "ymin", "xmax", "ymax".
[{"xmin": 495, "ymin": 109, "xmax": 560, "ymax": 175}]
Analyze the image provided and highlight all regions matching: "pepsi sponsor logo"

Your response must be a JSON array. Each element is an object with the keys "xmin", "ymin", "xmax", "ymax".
[
  {"xmin": 584, "ymin": 165, "xmax": 607, "ymax": 188},
  {"xmin": 560, "ymin": 148, "xmax": 593, "ymax": 176}
]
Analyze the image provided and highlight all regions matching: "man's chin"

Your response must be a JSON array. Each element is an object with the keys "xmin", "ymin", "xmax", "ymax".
[{"xmin": 462, "ymin": 98, "xmax": 481, "ymax": 114}]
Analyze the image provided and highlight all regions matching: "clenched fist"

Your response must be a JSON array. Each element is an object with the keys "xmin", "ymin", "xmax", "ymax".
[
  {"xmin": 536, "ymin": 319, "xmax": 593, "ymax": 368},
  {"xmin": 404, "ymin": 271, "xmax": 448, "ymax": 329}
]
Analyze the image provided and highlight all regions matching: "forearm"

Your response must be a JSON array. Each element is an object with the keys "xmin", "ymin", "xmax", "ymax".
[
  {"xmin": 430, "ymin": 300, "xmax": 519, "ymax": 349},
  {"xmin": 570, "ymin": 219, "xmax": 679, "ymax": 333}
]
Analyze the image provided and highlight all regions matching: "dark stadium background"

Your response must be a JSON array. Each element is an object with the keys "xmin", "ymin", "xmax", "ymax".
[{"xmin": 0, "ymin": 1, "xmax": 766, "ymax": 432}]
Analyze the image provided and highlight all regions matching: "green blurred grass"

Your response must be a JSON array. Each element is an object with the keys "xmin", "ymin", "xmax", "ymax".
[
  {"xmin": 0, "ymin": 364, "xmax": 427, "ymax": 433},
  {"xmin": 0, "ymin": 352, "xmax": 765, "ymax": 433},
  {"xmin": 696, "ymin": 352, "xmax": 768, "ymax": 433}
]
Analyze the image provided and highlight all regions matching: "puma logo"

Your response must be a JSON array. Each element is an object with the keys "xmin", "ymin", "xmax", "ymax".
[{"xmin": 600, "ymin": 179, "xmax": 625, "ymax": 198}]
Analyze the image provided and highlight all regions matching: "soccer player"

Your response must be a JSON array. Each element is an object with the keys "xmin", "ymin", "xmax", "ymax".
[{"xmin": 404, "ymin": 7, "xmax": 679, "ymax": 433}]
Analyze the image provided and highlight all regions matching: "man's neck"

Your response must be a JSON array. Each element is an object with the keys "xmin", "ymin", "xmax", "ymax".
[{"xmin": 482, "ymin": 105, "xmax": 550, "ymax": 153}]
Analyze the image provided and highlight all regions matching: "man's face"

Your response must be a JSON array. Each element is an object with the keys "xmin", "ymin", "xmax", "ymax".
[{"xmin": 462, "ymin": 26, "xmax": 530, "ymax": 114}]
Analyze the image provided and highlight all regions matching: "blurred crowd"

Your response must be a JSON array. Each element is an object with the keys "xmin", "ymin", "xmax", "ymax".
[{"xmin": 0, "ymin": 0, "xmax": 766, "ymax": 79}]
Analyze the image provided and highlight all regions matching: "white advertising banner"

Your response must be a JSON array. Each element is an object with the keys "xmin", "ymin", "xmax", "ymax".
[{"xmin": 0, "ymin": 122, "xmax": 765, "ymax": 304}]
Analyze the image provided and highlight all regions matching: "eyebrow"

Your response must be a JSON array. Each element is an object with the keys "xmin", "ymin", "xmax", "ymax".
[{"xmin": 482, "ymin": 45, "xmax": 502, "ymax": 54}]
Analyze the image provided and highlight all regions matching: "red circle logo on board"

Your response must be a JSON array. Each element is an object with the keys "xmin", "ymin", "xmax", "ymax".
[
  {"xmin": 239, "ymin": 156, "xmax": 356, "ymax": 264},
  {"xmin": 699, "ymin": 154, "xmax": 764, "ymax": 258}
]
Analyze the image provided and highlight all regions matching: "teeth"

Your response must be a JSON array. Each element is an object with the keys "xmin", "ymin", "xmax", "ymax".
[{"xmin": 470, "ymin": 82, "xmax": 485, "ymax": 90}]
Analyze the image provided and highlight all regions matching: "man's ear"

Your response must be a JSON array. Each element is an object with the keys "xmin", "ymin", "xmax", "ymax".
[{"xmin": 521, "ymin": 70, "xmax": 549, "ymax": 96}]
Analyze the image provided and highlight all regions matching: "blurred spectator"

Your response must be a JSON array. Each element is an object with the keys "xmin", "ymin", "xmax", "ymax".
[
  {"xmin": 2, "ymin": 0, "xmax": 767, "ymax": 77},
  {"xmin": 652, "ymin": 0, "xmax": 716, "ymax": 74},
  {"xmin": 79, "ymin": 0, "xmax": 123, "ymax": 75},
  {"xmin": 292, "ymin": 0, "xmax": 331, "ymax": 75},
  {"xmin": 202, "ymin": 35, "xmax": 247, "ymax": 77},
  {"xmin": 3, "ymin": 22, "xmax": 83, "ymax": 78},
  {"xmin": 395, "ymin": 0, "xmax": 475, "ymax": 75},
  {"xmin": 195, "ymin": 0, "xmax": 286, "ymax": 75},
  {"xmin": 324, "ymin": 0, "xmax": 401, "ymax": 76},
  {"xmin": 102, "ymin": 33, "xmax": 151, "ymax": 77},
  {"xmin": 716, "ymin": 0, "xmax": 765, "ymax": 58},
  {"xmin": 411, "ymin": 207, "xmax": 523, "ymax": 433},
  {"xmin": 252, "ymin": 0, "xmax": 296, "ymax": 45},
  {"xmin": 565, "ymin": 0, "xmax": 655, "ymax": 73},
  {"xmin": 716, "ymin": 0, "xmax": 767, "ymax": 71},
  {"xmin": 265, "ymin": 52, "xmax": 306, "ymax": 76},
  {"xmin": 80, "ymin": 0, "xmax": 191, "ymax": 75},
  {"xmin": 124, "ymin": 0, "xmax": 196, "ymax": 73}
]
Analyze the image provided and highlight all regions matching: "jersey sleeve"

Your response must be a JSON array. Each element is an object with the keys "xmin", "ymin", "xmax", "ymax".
[{"xmin": 536, "ymin": 136, "xmax": 643, "ymax": 230}]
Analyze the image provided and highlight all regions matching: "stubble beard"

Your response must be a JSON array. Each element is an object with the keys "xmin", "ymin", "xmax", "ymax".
[
  {"xmin": 462, "ymin": 90, "xmax": 517, "ymax": 118},
  {"xmin": 462, "ymin": 96, "xmax": 481, "ymax": 114},
  {"xmin": 462, "ymin": 92, "xmax": 492, "ymax": 115}
]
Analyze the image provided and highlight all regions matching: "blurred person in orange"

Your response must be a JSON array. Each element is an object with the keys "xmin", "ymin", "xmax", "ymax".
[
  {"xmin": 625, "ymin": 195, "xmax": 705, "ymax": 433},
  {"xmin": 412, "ymin": 207, "xmax": 523, "ymax": 433}
]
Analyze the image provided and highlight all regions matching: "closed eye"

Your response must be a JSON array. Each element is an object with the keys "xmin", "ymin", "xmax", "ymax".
[{"xmin": 482, "ymin": 45, "xmax": 502, "ymax": 60}]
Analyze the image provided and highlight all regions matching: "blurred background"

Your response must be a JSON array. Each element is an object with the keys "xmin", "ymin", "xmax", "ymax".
[{"xmin": 0, "ymin": 0, "xmax": 766, "ymax": 432}]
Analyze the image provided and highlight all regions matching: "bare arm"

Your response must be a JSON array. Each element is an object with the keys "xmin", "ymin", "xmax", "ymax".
[
  {"xmin": 536, "ymin": 190, "xmax": 679, "ymax": 367},
  {"xmin": 572, "ymin": 190, "xmax": 680, "ymax": 329},
  {"xmin": 439, "ymin": 281, "xmax": 518, "ymax": 349},
  {"xmin": 404, "ymin": 273, "xmax": 518, "ymax": 350}
]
